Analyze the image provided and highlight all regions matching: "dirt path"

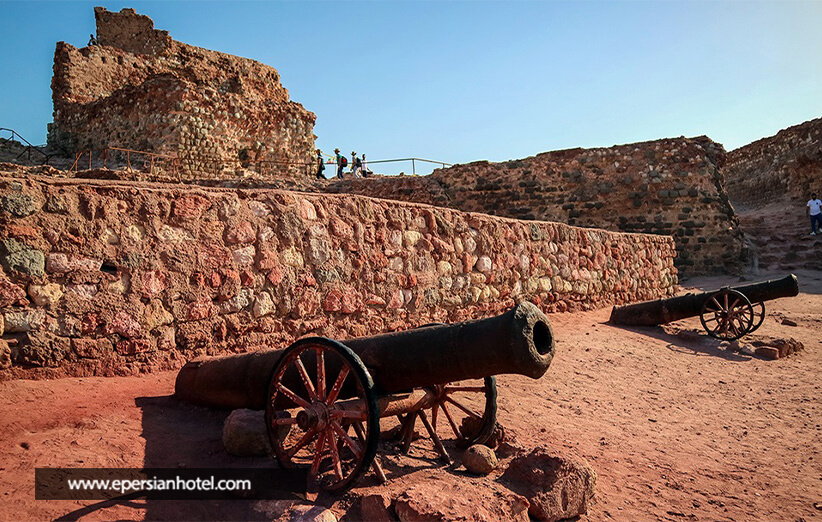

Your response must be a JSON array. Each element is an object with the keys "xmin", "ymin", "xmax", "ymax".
[{"xmin": 1, "ymin": 269, "xmax": 820, "ymax": 521}]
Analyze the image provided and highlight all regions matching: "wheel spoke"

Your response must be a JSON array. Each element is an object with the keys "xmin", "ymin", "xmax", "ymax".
[
  {"xmin": 326, "ymin": 366, "xmax": 350, "ymax": 406},
  {"xmin": 431, "ymin": 403, "xmax": 439, "ymax": 432},
  {"xmin": 278, "ymin": 384, "xmax": 312, "ymax": 409},
  {"xmin": 330, "ymin": 420, "xmax": 363, "ymax": 458},
  {"xmin": 353, "ymin": 422, "xmax": 387, "ymax": 483},
  {"xmin": 310, "ymin": 431, "xmax": 327, "ymax": 480},
  {"xmin": 327, "ymin": 431, "xmax": 344, "ymax": 481},
  {"xmin": 316, "ymin": 348, "xmax": 326, "ymax": 401},
  {"xmin": 728, "ymin": 321, "xmax": 739, "ymax": 337},
  {"xmin": 440, "ymin": 402, "xmax": 464, "ymax": 441},
  {"xmin": 287, "ymin": 428, "xmax": 317, "ymax": 459},
  {"xmin": 444, "ymin": 396, "xmax": 482, "ymax": 419},
  {"xmin": 294, "ymin": 355, "xmax": 318, "ymax": 402}
]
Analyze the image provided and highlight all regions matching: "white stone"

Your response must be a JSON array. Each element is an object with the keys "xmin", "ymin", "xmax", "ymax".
[
  {"xmin": 403, "ymin": 230, "xmax": 422, "ymax": 247},
  {"xmin": 253, "ymin": 292, "xmax": 275, "ymax": 318},
  {"xmin": 67, "ymin": 284, "xmax": 98, "ymax": 299},
  {"xmin": 232, "ymin": 246, "xmax": 256, "ymax": 266},
  {"xmin": 281, "ymin": 247, "xmax": 304, "ymax": 267},
  {"xmin": 157, "ymin": 225, "xmax": 194, "ymax": 242},
  {"xmin": 258, "ymin": 226, "xmax": 275, "ymax": 243},
  {"xmin": 28, "ymin": 283, "xmax": 64, "ymax": 307},
  {"xmin": 221, "ymin": 288, "xmax": 253, "ymax": 313},
  {"xmin": 464, "ymin": 236, "xmax": 477, "ymax": 254},
  {"xmin": 3, "ymin": 309, "xmax": 46, "ymax": 333},
  {"xmin": 475, "ymin": 256, "xmax": 493, "ymax": 273},
  {"xmin": 389, "ymin": 257, "xmax": 404, "ymax": 272},
  {"xmin": 437, "ymin": 261, "xmax": 453, "ymax": 275},
  {"xmin": 248, "ymin": 201, "xmax": 270, "ymax": 217},
  {"xmin": 102, "ymin": 227, "xmax": 120, "ymax": 245}
]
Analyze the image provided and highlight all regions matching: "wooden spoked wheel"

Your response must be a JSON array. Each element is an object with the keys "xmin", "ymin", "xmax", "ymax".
[
  {"xmin": 430, "ymin": 377, "xmax": 497, "ymax": 449},
  {"xmin": 264, "ymin": 338, "xmax": 379, "ymax": 493},
  {"xmin": 750, "ymin": 302, "xmax": 766, "ymax": 333},
  {"xmin": 700, "ymin": 289, "xmax": 755, "ymax": 340}
]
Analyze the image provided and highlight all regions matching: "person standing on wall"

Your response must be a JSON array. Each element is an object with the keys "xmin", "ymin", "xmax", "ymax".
[
  {"xmin": 362, "ymin": 154, "xmax": 372, "ymax": 177},
  {"xmin": 335, "ymin": 148, "xmax": 345, "ymax": 179},
  {"xmin": 352, "ymin": 152, "xmax": 363, "ymax": 177},
  {"xmin": 350, "ymin": 152, "xmax": 359, "ymax": 177},
  {"xmin": 315, "ymin": 149, "xmax": 326, "ymax": 180},
  {"xmin": 808, "ymin": 192, "xmax": 822, "ymax": 235}
]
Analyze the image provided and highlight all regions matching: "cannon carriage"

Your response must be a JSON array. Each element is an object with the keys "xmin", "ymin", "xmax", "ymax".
[
  {"xmin": 176, "ymin": 302, "xmax": 555, "ymax": 492},
  {"xmin": 609, "ymin": 274, "xmax": 799, "ymax": 340}
]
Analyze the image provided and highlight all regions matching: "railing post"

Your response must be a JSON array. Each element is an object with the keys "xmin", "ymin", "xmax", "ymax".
[{"xmin": 412, "ymin": 159, "xmax": 416, "ymax": 176}]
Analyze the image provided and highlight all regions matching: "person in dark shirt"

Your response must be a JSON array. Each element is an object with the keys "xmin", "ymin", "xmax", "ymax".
[
  {"xmin": 315, "ymin": 149, "xmax": 326, "ymax": 180},
  {"xmin": 335, "ymin": 148, "xmax": 344, "ymax": 179}
]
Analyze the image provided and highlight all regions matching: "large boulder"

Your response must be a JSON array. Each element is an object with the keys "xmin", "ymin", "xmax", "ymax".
[{"xmin": 499, "ymin": 446, "xmax": 596, "ymax": 521}]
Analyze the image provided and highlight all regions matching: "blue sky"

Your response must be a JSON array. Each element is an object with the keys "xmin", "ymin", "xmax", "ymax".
[{"xmin": 1, "ymin": 1, "xmax": 820, "ymax": 175}]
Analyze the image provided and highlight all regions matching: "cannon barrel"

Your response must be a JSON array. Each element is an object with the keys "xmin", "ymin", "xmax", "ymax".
[
  {"xmin": 176, "ymin": 301, "xmax": 555, "ymax": 410},
  {"xmin": 609, "ymin": 274, "xmax": 799, "ymax": 327}
]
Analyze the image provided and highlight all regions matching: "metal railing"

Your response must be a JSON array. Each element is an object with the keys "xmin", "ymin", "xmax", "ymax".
[
  {"xmin": 0, "ymin": 127, "xmax": 51, "ymax": 164},
  {"xmin": 319, "ymin": 156, "xmax": 452, "ymax": 176},
  {"xmin": 69, "ymin": 147, "xmax": 181, "ymax": 176},
  {"xmin": 363, "ymin": 157, "xmax": 451, "ymax": 175}
]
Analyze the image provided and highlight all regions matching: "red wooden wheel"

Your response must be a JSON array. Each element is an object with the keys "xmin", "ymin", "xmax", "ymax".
[{"xmin": 264, "ymin": 338, "xmax": 379, "ymax": 493}]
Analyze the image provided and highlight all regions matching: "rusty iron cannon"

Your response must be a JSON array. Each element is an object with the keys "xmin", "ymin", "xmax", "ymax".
[
  {"xmin": 175, "ymin": 302, "xmax": 555, "ymax": 492},
  {"xmin": 609, "ymin": 274, "xmax": 799, "ymax": 340}
]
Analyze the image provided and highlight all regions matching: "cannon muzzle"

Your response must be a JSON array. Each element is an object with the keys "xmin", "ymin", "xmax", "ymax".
[{"xmin": 176, "ymin": 301, "xmax": 555, "ymax": 410}]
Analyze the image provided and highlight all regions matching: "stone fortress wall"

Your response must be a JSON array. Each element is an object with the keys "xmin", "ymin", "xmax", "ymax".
[
  {"xmin": 0, "ymin": 174, "xmax": 677, "ymax": 379},
  {"xmin": 48, "ymin": 8, "xmax": 316, "ymax": 179},
  {"xmin": 333, "ymin": 137, "xmax": 749, "ymax": 276},
  {"xmin": 725, "ymin": 117, "xmax": 822, "ymax": 207}
]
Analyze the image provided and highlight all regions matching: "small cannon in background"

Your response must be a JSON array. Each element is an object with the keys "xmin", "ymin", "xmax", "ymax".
[
  {"xmin": 176, "ymin": 302, "xmax": 555, "ymax": 492},
  {"xmin": 609, "ymin": 274, "xmax": 799, "ymax": 340}
]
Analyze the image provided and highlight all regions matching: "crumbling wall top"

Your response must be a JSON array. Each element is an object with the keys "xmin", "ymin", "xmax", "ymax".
[{"xmin": 94, "ymin": 6, "xmax": 172, "ymax": 56}]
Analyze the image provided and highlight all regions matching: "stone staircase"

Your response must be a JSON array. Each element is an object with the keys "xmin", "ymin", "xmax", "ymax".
[{"xmin": 736, "ymin": 202, "xmax": 822, "ymax": 272}]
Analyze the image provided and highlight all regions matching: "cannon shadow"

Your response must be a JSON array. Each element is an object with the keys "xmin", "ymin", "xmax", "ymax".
[
  {"xmin": 54, "ymin": 395, "xmax": 280, "ymax": 521},
  {"xmin": 603, "ymin": 323, "xmax": 751, "ymax": 362}
]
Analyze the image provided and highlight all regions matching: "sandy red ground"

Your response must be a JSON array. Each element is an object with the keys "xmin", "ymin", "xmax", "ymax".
[{"xmin": 1, "ymin": 269, "xmax": 820, "ymax": 521}]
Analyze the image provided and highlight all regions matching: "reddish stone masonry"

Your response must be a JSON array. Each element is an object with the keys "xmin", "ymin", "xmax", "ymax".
[
  {"xmin": 330, "ymin": 136, "xmax": 749, "ymax": 276},
  {"xmin": 48, "ymin": 7, "xmax": 316, "ymax": 180},
  {"xmin": 0, "ymin": 174, "xmax": 676, "ymax": 379},
  {"xmin": 726, "ymin": 116, "xmax": 822, "ymax": 207}
]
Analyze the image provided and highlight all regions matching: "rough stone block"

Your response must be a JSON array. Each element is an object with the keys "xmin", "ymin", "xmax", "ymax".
[
  {"xmin": 1, "ymin": 239, "xmax": 45, "ymax": 277},
  {"xmin": 500, "ymin": 446, "xmax": 596, "ymax": 521},
  {"xmin": 222, "ymin": 408, "xmax": 271, "ymax": 457},
  {"xmin": 0, "ymin": 193, "xmax": 39, "ymax": 217}
]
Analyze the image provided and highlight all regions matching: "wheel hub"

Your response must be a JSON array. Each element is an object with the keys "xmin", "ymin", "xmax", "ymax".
[{"xmin": 296, "ymin": 402, "xmax": 330, "ymax": 431}]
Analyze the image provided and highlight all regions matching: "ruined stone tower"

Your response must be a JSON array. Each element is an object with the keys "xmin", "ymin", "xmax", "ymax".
[{"xmin": 48, "ymin": 7, "xmax": 316, "ymax": 179}]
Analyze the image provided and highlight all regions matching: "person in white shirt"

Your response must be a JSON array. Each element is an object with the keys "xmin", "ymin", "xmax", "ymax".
[{"xmin": 808, "ymin": 193, "xmax": 822, "ymax": 235}]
